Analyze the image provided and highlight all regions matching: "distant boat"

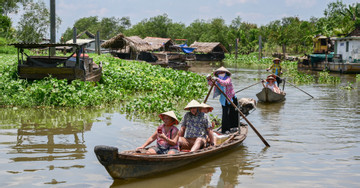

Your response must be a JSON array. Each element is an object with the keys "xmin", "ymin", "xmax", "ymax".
[{"xmin": 256, "ymin": 88, "xmax": 286, "ymax": 102}]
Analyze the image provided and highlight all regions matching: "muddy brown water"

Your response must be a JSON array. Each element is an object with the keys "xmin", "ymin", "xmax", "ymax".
[{"xmin": 0, "ymin": 61, "xmax": 359, "ymax": 187}]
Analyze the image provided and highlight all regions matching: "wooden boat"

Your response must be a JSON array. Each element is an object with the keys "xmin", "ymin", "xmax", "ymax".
[
  {"xmin": 10, "ymin": 43, "xmax": 102, "ymax": 82},
  {"xmin": 94, "ymin": 124, "xmax": 248, "ymax": 179},
  {"xmin": 256, "ymin": 88, "xmax": 286, "ymax": 102}
]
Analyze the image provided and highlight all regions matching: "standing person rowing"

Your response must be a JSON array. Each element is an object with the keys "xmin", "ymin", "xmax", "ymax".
[
  {"xmin": 267, "ymin": 58, "xmax": 283, "ymax": 86},
  {"xmin": 206, "ymin": 66, "xmax": 239, "ymax": 134}
]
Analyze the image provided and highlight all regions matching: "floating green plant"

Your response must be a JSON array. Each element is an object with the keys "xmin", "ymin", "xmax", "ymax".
[
  {"xmin": 0, "ymin": 53, "xmax": 208, "ymax": 116},
  {"xmin": 340, "ymin": 82, "xmax": 356, "ymax": 90},
  {"xmin": 318, "ymin": 71, "xmax": 341, "ymax": 84}
]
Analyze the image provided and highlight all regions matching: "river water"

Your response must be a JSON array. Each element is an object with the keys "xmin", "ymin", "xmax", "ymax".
[{"xmin": 0, "ymin": 62, "xmax": 359, "ymax": 187}]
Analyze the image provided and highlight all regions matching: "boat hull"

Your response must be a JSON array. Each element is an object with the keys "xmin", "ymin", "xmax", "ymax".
[
  {"xmin": 94, "ymin": 125, "xmax": 248, "ymax": 179},
  {"xmin": 256, "ymin": 88, "xmax": 286, "ymax": 102}
]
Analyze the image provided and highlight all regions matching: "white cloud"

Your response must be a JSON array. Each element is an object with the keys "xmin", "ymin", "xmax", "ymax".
[
  {"xmin": 219, "ymin": 0, "xmax": 253, "ymax": 6},
  {"xmin": 285, "ymin": 0, "xmax": 317, "ymax": 8}
]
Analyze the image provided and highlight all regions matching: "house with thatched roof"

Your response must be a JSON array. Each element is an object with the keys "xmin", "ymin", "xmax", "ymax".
[
  {"xmin": 143, "ymin": 37, "xmax": 174, "ymax": 51},
  {"xmin": 101, "ymin": 34, "xmax": 156, "ymax": 61},
  {"xmin": 189, "ymin": 42, "xmax": 228, "ymax": 61}
]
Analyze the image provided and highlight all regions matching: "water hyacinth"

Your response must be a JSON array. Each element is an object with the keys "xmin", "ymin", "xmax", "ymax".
[
  {"xmin": 0, "ymin": 54, "xmax": 208, "ymax": 115},
  {"xmin": 317, "ymin": 71, "xmax": 341, "ymax": 84}
]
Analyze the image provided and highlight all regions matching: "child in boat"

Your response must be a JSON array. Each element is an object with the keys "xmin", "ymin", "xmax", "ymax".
[
  {"xmin": 136, "ymin": 111, "xmax": 180, "ymax": 154},
  {"xmin": 200, "ymin": 103, "xmax": 219, "ymax": 145},
  {"xmin": 200, "ymin": 103, "xmax": 215, "ymax": 129},
  {"xmin": 261, "ymin": 76, "xmax": 281, "ymax": 94}
]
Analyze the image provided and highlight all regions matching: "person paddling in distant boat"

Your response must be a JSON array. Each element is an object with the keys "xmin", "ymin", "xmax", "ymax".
[
  {"xmin": 266, "ymin": 58, "xmax": 283, "ymax": 86},
  {"xmin": 136, "ymin": 111, "xmax": 180, "ymax": 155},
  {"xmin": 262, "ymin": 76, "xmax": 281, "ymax": 94}
]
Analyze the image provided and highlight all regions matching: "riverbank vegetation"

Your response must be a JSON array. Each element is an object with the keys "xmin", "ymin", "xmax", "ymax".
[{"xmin": 0, "ymin": 53, "xmax": 207, "ymax": 115}]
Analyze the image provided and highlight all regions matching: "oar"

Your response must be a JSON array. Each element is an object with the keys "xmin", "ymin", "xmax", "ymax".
[
  {"xmin": 210, "ymin": 79, "xmax": 270, "ymax": 147},
  {"xmin": 235, "ymin": 81, "xmax": 262, "ymax": 94},
  {"xmin": 286, "ymin": 81, "xmax": 314, "ymax": 98},
  {"xmin": 272, "ymin": 74, "xmax": 314, "ymax": 98},
  {"xmin": 203, "ymin": 85, "xmax": 214, "ymax": 103}
]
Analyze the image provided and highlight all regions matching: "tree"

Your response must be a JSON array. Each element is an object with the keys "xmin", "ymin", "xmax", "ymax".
[
  {"xmin": 341, "ymin": 3, "xmax": 360, "ymax": 29},
  {"xmin": 16, "ymin": 1, "xmax": 61, "ymax": 43},
  {"xmin": 62, "ymin": 16, "xmax": 131, "ymax": 41},
  {"xmin": 0, "ymin": 0, "xmax": 32, "ymax": 15}
]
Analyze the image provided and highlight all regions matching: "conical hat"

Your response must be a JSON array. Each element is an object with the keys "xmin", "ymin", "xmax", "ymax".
[
  {"xmin": 214, "ymin": 66, "xmax": 231, "ymax": 76},
  {"xmin": 184, "ymin": 100, "xmax": 202, "ymax": 110},
  {"xmin": 159, "ymin": 111, "xmax": 179, "ymax": 124},
  {"xmin": 200, "ymin": 103, "xmax": 214, "ymax": 112},
  {"xmin": 273, "ymin": 58, "xmax": 281, "ymax": 62}
]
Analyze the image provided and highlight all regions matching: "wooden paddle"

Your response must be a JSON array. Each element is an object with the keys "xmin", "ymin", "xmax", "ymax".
[
  {"xmin": 210, "ymin": 79, "xmax": 270, "ymax": 147},
  {"xmin": 286, "ymin": 81, "xmax": 314, "ymax": 98},
  {"xmin": 272, "ymin": 74, "xmax": 314, "ymax": 98},
  {"xmin": 203, "ymin": 84, "xmax": 214, "ymax": 103},
  {"xmin": 235, "ymin": 81, "xmax": 262, "ymax": 94}
]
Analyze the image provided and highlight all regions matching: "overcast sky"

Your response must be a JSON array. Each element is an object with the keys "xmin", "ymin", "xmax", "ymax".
[{"xmin": 8, "ymin": 0, "xmax": 359, "ymax": 41}]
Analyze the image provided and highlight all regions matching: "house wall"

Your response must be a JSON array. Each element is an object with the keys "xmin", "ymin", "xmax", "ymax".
[{"xmin": 336, "ymin": 39, "xmax": 360, "ymax": 63}]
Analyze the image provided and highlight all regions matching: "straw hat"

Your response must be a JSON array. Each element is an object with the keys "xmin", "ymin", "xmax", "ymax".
[
  {"xmin": 266, "ymin": 76, "xmax": 276, "ymax": 81},
  {"xmin": 184, "ymin": 100, "xmax": 202, "ymax": 110},
  {"xmin": 159, "ymin": 111, "xmax": 179, "ymax": 124},
  {"xmin": 200, "ymin": 103, "xmax": 214, "ymax": 112},
  {"xmin": 214, "ymin": 66, "xmax": 231, "ymax": 76},
  {"xmin": 273, "ymin": 58, "xmax": 281, "ymax": 62}
]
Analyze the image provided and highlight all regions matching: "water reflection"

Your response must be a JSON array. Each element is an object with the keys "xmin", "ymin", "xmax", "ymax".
[
  {"xmin": 0, "ymin": 107, "xmax": 105, "ymax": 180},
  {"xmin": 11, "ymin": 122, "xmax": 90, "ymax": 162},
  {"xmin": 110, "ymin": 145, "xmax": 258, "ymax": 188}
]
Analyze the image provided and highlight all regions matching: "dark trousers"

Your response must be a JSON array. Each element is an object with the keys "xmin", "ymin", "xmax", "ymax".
[
  {"xmin": 221, "ymin": 96, "xmax": 239, "ymax": 133},
  {"xmin": 276, "ymin": 76, "xmax": 282, "ymax": 87}
]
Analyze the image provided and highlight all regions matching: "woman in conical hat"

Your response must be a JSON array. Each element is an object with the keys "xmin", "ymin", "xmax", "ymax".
[
  {"xmin": 137, "ymin": 111, "xmax": 180, "ymax": 155},
  {"xmin": 206, "ymin": 66, "xmax": 239, "ymax": 134},
  {"xmin": 178, "ymin": 100, "xmax": 214, "ymax": 152}
]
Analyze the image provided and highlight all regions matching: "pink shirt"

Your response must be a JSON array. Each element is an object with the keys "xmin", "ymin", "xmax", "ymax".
[
  {"xmin": 156, "ymin": 124, "xmax": 179, "ymax": 150},
  {"xmin": 208, "ymin": 77, "xmax": 235, "ymax": 101}
]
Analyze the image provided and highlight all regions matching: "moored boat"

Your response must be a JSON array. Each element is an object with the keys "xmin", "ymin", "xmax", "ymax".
[
  {"xmin": 10, "ymin": 43, "xmax": 102, "ymax": 82},
  {"xmin": 256, "ymin": 88, "xmax": 286, "ymax": 102},
  {"xmin": 94, "ymin": 124, "xmax": 248, "ymax": 179}
]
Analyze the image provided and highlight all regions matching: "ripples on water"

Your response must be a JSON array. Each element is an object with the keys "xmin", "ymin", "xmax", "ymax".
[{"xmin": 0, "ymin": 62, "xmax": 359, "ymax": 187}]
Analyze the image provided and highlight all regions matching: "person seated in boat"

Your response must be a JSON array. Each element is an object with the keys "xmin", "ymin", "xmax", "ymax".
[
  {"xmin": 261, "ymin": 76, "xmax": 281, "ymax": 94},
  {"xmin": 200, "ymin": 103, "xmax": 215, "ymax": 129},
  {"xmin": 266, "ymin": 58, "xmax": 283, "ymax": 86},
  {"xmin": 200, "ymin": 103, "xmax": 218, "ymax": 145},
  {"xmin": 178, "ymin": 100, "xmax": 214, "ymax": 152},
  {"xmin": 136, "ymin": 111, "xmax": 180, "ymax": 155},
  {"xmin": 206, "ymin": 66, "xmax": 239, "ymax": 134}
]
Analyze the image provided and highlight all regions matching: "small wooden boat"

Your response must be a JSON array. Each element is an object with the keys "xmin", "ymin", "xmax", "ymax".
[
  {"xmin": 256, "ymin": 88, "xmax": 286, "ymax": 102},
  {"xmin": 94, "ymin": 124, "xmax": 248, "ymax": 179},
  {"xmin": 10, "ymin": 43, "xmax": 102, "ymax": 82}
]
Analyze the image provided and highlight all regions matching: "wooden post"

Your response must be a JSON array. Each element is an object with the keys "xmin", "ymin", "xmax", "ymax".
[
  {"xmin": 95, "ymin": 31, "xmax": 101, "ymax": 55},
  {"xmin": 228, "ymin": 44, "xmax": 232, "ymax": 56},
  {"xmin": 49, "ymin": 0, "xmax": 56, "ymax": 56},
  {"xmin": 73, "ymin": 27, "xmax": 77, "ymax": 44},
  {"xmin": 235, "ymin": 38, "xmax": 238, "ymax": 60},
  {"xmin": 258, "ymin": 35, "xmax": 262, "ymax": 60}
]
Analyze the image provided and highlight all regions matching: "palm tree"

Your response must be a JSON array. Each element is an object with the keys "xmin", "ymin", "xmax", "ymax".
[{"xmin": 341, "ymin": 3, "xmax": 360, "ymax": 28}]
